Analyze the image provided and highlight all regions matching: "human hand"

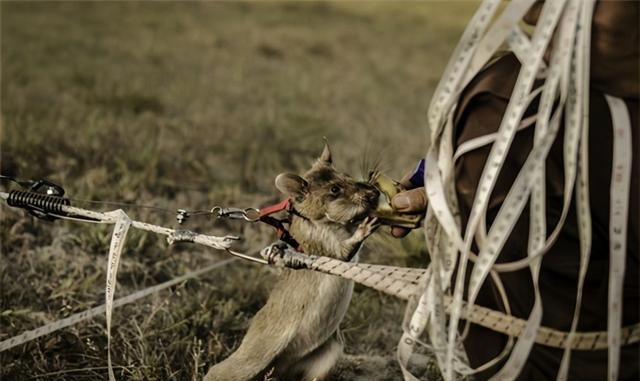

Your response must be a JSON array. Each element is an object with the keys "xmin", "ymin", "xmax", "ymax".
[{"xmin": 390, "ymin": 172, "xmax": 427, "ymax": 238}]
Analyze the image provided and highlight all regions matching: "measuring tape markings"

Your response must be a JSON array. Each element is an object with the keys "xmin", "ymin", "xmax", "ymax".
[
  {"xmin": 104, "ymin": 211, "xmax": 131, "ymax": 381},
  {"xmin": 425, "ymin": 0, "xmax": 541, "ymax": 256},
  {"xmin": 452, "ymin": 97, "xmax": 542, "ymax": 164},
  {"xmin": 556, "ymin": 0, "xmax": 596, "ymax": 378},
  {"xmin": 461, "ymin": 0, "xmax": 567, "ymax": 305},
  {"xmin": 420, "ymin": 0, "xmax": 529, "ymax": 376},
  {"xmin": 461, "ymin": 0, "xmax": 540, "ymax": 91},
  {"xmin": 604, "ymin": 94, "xmax": 632, "ymax": 381},
  {"xmin": 468, "ymin": 57, "xmax": 568, "ymax": 380},
  {"xmin": 508, "ymin": 27, "xmax": 548, "ymax": 75},
  {"xmin": 397, "ymin": 213, "xmax": 450, "ymax": 377},
  {"xmin": 416, "ymin": 0, "xmax": 632, "ymax": 376},
  {"xmin": 485, "ymin": 0, "xmax": 582, "ymax": 275},
  {"xmin": 426, "ymin": 54, "xmax": 565, "ymax": 279},
  {"xmin": 409, "ymin": 210, "xmax": 451, "ymax": 376},
  {"xmin": 446, "ymin": 2, "xmax": 568, "ymax": 378},
  {"xmin": 464, "ymin": 0, "xmax": 575, "ymax": 302},
  {"xmin": 490, "ymin": 2, "xmax": 581, "ymax": 379},
  {"xmin": 406, "ymin": 0, "xmax": 602, "ymax": 378},
  {"xmin": 439, "ymin": 118, "xmax": 463, "ymax": 293},
  {"xmin": 421, "ymin": 0, "xmax": 530, "ymax": 321},
  {"xmin": 454, "ymin": 89, "xmax": 544, "ymax": 252},
  {"xmin": 435, "ymin": 0, "xmax": 544, "ymax": 240},
  {"xmin": 425, "ymin": 265, "xmax": 450, "ymax": 374}
]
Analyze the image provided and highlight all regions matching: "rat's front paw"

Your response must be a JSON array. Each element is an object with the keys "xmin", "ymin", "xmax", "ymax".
[
  {"xmin": 353, "ymin": 216, "xmax": 380, "ymax": 242},
  {"xmin": 260, "ymin": 241, "xmax": 312, "ymax": 269},
  {"xmin": 260, "ymin": 241, "xmax": 290, "ymax": 264}
]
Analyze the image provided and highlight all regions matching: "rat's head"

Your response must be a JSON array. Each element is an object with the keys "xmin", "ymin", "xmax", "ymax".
[{"xmin": 275, "ymin": 143, "xmax": 379, "ymax": 225}]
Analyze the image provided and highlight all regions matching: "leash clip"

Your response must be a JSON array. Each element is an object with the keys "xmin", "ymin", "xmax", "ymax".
[{"xmin": 211, "ymin": 207, "xmax": 260, "ymax": 222}]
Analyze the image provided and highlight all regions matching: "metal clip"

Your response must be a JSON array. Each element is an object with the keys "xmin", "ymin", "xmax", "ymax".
[
  {"xmin": 176, "ymin": 209, "xmax": 190, "ymax": 224},
  {"xmin": 211, "ymin": 207, "xmax": 260, "ymax": 222},
  {"xmin": 29, "ymin": 179, "xmax": 66, "ymax": 197}
]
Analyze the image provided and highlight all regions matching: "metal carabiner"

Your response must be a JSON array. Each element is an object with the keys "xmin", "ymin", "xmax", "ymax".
[{"xmin": 211, "ymin": 206, "xmax": 260, "ymax": 222}]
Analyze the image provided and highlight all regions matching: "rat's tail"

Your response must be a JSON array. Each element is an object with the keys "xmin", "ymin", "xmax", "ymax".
[
  {"xmin": 203, "ymin": 324, "xmax": 294, "ymax": 381},
  {"xmin": 203, "ymin": 348, "xmax": 271, "ymax": 381},
  {"xmin": 203, "ymin": 353, "xmax": 267, "ymax": 381}
]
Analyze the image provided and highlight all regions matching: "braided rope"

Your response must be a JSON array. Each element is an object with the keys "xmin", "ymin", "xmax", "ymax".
[{"xmin": 268, "ymin": 249, "xmax": 640, "ymax": 351}]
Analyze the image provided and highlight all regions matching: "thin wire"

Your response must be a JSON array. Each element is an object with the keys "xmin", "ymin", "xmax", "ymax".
[
  {"xmin": 67, "ymin": 197, "xmax": 175, "ymax": 214},
  {"xmin": 0, "ymin": 174, "xmax": 34, "ymax": 188},
  {"xmin": 61, "ymin": 195, "xmax": 217, "ymax": 217},
  {"xmin": 1, "ymin": 173, "xmax": 229, "ymax": 220},
  {"xmin": 66, "ymin": 198, "xmax": 228, "ymax": 224}
]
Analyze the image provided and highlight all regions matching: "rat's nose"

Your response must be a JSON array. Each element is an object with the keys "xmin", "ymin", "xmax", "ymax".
[{"xmin": 357, "ymin": 182, "xmax": 380, "ymax": 205}]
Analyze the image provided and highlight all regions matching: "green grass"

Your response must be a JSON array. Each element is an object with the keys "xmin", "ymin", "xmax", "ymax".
[{"xmin": 0, "ymin": 2, "xmax": 475, "ymax": 380}]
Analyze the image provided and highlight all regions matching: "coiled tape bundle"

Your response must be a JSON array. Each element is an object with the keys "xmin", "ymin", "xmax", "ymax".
[{"xmin": 397, "ymin": 0, "xmax": 635, "ymax": 380}]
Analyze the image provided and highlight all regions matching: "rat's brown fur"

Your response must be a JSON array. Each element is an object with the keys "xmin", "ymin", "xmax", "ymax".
[{"xmin": 204, "ymin": 144, "xmax": 379, "ymax": 381}]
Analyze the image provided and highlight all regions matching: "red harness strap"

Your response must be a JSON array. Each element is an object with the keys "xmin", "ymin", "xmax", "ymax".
[{"xmin": 258, "ymin": 199, "xmax": 303, "ymax": 252}]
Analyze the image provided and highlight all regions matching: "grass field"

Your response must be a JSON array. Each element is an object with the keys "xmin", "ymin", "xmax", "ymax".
[{"xmin": 0, "ymin": 2, "xmax": 476, "ymax": 380}]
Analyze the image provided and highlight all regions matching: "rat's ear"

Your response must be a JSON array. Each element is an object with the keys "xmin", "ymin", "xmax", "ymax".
[
  {"xmin": 275, "ymin": 173, "xmax": 308, "ymax": 200},
  {"xmin": 318, "ymin": 141, "xmax": 332, "ymax": 165}
]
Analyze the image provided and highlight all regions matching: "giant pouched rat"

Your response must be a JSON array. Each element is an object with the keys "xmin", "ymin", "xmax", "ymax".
[{"xmin": 204, "ymin": 143, "xmax": 380, "ymax": 381}]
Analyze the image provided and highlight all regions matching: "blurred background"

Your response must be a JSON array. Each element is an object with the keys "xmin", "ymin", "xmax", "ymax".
[{"xmin": 0, "ymin": 2, "xmax": 476, "ymax": 380}]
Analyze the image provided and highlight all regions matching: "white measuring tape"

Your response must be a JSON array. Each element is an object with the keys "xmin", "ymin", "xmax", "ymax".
[
  {"xmin": 0, "ymin": 257, "xmax": 237, "ymax": 352},
  {"xmin": 557, "ymin": 0, "xmax": 595, "ymax": 378},
  {"xmin": 482, "ymin": 2, "xmax": 581, "ymax": 379},
  {"xmin": 438, "ymin": 1, "xmax": 566, "ymax": 378},
  {"xmin": 105, "ymin": 211, "xmax": 131, "ymax": 381},
  {"xmin": 603, "ymin": 94, "xmax": 633, "ymax": 381},
  {"xmin": 401, "ymin": 0, "xmax": 637, "ymax": 379}
]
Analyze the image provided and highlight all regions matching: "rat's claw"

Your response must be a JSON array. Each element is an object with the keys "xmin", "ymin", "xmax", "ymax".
[
  {"xmin": 354, "ymin": 216, "xmax": 380, "ymax": 241},
  {"xmin": 366, "ymin": 216, "xmax": 381, "ymax": 235},
  {"xmin": 260, "ymin": 241, "xmax": 311, "ymax": 269}
]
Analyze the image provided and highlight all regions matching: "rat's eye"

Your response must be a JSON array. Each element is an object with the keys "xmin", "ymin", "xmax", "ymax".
[{"xmin": 330, "ymin": 185, "xmax": 341, "ymax": 195}]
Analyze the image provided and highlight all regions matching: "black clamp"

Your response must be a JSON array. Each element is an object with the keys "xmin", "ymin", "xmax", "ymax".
[{"xmin": 5, "ymin": 179, "xmax": 70, "ymax": 221}]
